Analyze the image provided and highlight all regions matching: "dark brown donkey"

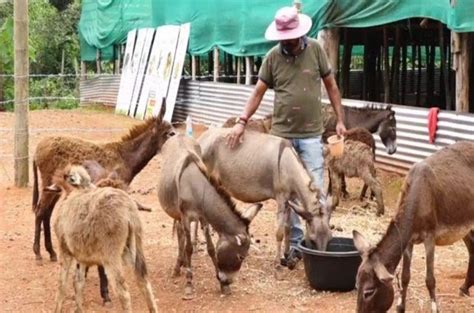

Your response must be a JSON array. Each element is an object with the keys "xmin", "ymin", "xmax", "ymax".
[
  {"xmin": 353, "ymin": 141, "xmax": 474, "ymax": 313},
  {"xmin": 32, "ymin": 103, "xmax": 173, "ymax": 301}
]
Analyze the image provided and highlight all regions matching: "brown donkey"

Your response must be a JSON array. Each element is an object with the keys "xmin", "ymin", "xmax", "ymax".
[
  {"xmin": 353, "ymin": 141, "xmax": 474, "ymax": 313},
  {"xmin": 157, "ymin": 134, "xmax": 261, "ymax": 298},
  {"xmin": 52, "ymin": 165, "xmax": 158, "ymax": 313}
]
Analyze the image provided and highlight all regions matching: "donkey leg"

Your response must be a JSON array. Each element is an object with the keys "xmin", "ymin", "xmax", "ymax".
[
  {"xmin": 173, "ymin": 222, "xmax": 186, "ymax": 277},
  {"xmin": 133, "ymin": 253, "xmax": 158, "ymax": 312},
  {"xmin": 330, "ymin": 170, "xmax": 341, "ymax": 209},
  {"xmin": 460, "ymin": 230, "xmax": 474, "ymax": 296},
  {"xmin": 201, "ymin": 220, "xmax": 217, "ymax": 270},
  {"xmin": 33, "ymin": 213, "xmax": 43, "ymax": 264},
  {"xmin": 74, "ymin": 263, "xmax": 87, "ymax": 313},
  {"xmin": 44, "ymin": 198, "xmax": 59, "ymax": 262},
  {"xmin": 182, "ymin": 220, "xmax": 195, "ymax": 299},
  {"xmin": 54, "ymin": 252, "xmax": 73, "ymax": 313},
  {"xmin": 98, "ymin": 266, "xmax": 111, "ymax": 304},
  {"xmin": 359, "ymin": 183, "xmax": 369, "ymax": 200},
  {"xmin": 190, "ymin": 220, "xmax": 199, "ymax": 253},
  {"xmin": 340, "ymin": 173, "xmax": 349, "ymax": 199},
  {"xmin": 424, "ymin": 237, "xmax": 439, "ymax": 313},
  {"xmin": 361, "ymin": 170, "xmax": 384, "ymax": 216},
  {"xmin": 397, "ymin": 243, "xmax": 414, "ymax": 313},
  {"xmin": 274, "ymin": 200, "xmax": 287, "ymax": 268},
  {"xmin": 105, "ymin": 263, "xmax": 132, "ymax": 313}
]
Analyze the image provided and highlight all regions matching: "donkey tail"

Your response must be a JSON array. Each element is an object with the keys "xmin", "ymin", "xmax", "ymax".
[
  {"xmin": 127, "ymin": 220, "xmax": 148, "ymax": 278},
  {"xmin": 32, "ymin": 160, "xmax": 39, "ymax": 212}
]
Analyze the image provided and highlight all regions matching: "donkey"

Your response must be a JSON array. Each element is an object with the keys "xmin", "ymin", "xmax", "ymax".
[
  {"xmin": 32, "ymin": 101, "xmax": 173, "ymax": 266},
  {"xmin": 353, "ymin": 141, "xmax": 474, "ymax": 313},
  {"xmin": 198, "ymin": 128, "xmax": 333, "ymax": 269},
  {"xmin": 222, "ymin": 114, "xmax": 273, "ymax": 133},
  {"xmin": 157, "ymin": 134, "xmax": 262, "ymax": 298},
  {"xmin": 52, "ymin": 165, "xmax": 158, "ymax": 313},
  {"xmin": 323, "ymin": 103, "xmax": 397, "ymax": 155}
]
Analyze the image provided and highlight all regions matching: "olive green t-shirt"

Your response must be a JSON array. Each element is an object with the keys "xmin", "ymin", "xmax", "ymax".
[{"xmin": 258, "ymin": 38, "xmax": 331, "ymax": 138}]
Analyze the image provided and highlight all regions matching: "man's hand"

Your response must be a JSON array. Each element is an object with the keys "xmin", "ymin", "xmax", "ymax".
[
  {"xmin": 226, "ymin": 123, "xmax": 245, "ymax": 148},
  {"xmin": 336, "ymin": 120, "xmax": 346, "ymax": 137}
]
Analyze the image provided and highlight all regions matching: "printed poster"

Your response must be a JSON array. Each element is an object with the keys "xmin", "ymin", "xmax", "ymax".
[
  {"xmin": 115, "ymin": 29, "xmax": 137, "ymax": 115},
  {"xmin": 128, "ymin": 28, "xmax": 155, "ymax": 118},
  {"xmin": 135, "ymin": 25, "xmax": 180, "ymax": 120}
]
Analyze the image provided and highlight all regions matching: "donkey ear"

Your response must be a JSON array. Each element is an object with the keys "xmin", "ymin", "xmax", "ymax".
[
  {"xmin": 353, "ymin": 230, "xmax": 371, "ymax": 254},
  {"xmin": 158, "ymin": 97, "xmax": 166, "ymax": 121},
  {"xmin": 241, "ymin": 203, "xmax": 263, "ymax": 223},
  {"xmin": 374, "ymin": 262, "xmax": 394, "ymax": 284}
]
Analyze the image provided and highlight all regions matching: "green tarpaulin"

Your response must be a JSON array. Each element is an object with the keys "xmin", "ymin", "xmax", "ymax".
[{"xmin": 79, "ymin": 0, "xmax": 474, "ymax": 61}]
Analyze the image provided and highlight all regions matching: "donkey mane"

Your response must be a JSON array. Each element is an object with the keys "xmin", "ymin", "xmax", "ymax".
[
  {"xmin": 347, "ymin": 104, "xmax": 392, "ymax": 112},
  {"xmin": 120, "ymin": 117, "xmax": 159, "ymax": 141},
  {"xmin": 180, "ymin": 150, "xmax": 247, "ymax": 226}
]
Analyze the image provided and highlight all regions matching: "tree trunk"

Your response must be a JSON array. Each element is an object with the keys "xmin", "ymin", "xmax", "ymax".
[{"xmin": 14, "ymin": 0, "xmax": 29, "ymax": 187}]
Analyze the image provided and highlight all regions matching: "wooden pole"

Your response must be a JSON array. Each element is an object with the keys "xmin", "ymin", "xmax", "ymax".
[
  {"xmin": 213, "ymin": 47, "xmax": 219, "ymax": 82},
  {"xmin": 341, "ymin": 29, "xmax": 352, "ymax": 97},
  {"xmin": 80, "ymin": 61, "xmax": 86, "ymax": 80},
  {"xmin": 96, "ymin": 50, "xmax": 101, "ymax": 74},
  {"xmin": 454, "ymin": 32, "xmax": 470, "ymax": 112},
  {"xmin": 416, "ymin": 44, "xmax": 422, "ymax": 107},
  {"xmin": 14, "ymin": 0, "xmax": 29, "ymax": 187},
  {"xmin": 245, "ymin": 57, "xmax": 253, "ymax": 85},
  {"xmin": 196, "ymin": 56, "xmax": 201, "ymax": 78},
  {"xmin": 401, "ymin": 44, "xmax": 407, "ymax": 105},
  {"xmin": 191, "ymin": 55, "xmax": 196, "ymax": 80},
  {"xmin": 114, "ymin": 45, "xmax": 121, "ymax": 75},
  {"xmin": 237, "ymin": 57, "xmax": 241, "ymax": 84},
  {"xmin": 383, "ymin": 26, "xmax": 390, "ymax": 103},
  {"xmin": 439, "ymin": 23, "xmax": 450, "ymax": 110}
]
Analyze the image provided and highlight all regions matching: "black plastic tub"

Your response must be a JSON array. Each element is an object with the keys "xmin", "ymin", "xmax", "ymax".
[{"xmin": 298, "ymin": 237, "xmax": 362, "ymax": 292}]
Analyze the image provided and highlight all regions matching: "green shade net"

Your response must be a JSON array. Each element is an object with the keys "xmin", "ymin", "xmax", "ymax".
[{"xmin": 79, "ymin": 0, "xmax": 474, "ymax": 61}]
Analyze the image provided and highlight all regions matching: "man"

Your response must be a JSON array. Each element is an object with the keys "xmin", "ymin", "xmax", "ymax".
[{"xmin": 227, "ymin": 6, "xmax": 346, "ymax": 266}]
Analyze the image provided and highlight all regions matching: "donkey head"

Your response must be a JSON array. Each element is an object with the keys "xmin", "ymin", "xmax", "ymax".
[
  {"xmin": 353, "ymin": 230, "xmax": 395, "ymax": 313},
  {"xmin": 288, "ymin": 188, "xmax": 333, "ymax": 251},
  {"xmin": 215, "ymin": 203, "xmax": 262, "ymax": 294},
  {"xmin": 377, "ymin": 107, "xmax": 397, "ymax": 155}
]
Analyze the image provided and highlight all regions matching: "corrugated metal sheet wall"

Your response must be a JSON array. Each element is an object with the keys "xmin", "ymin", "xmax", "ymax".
[
  {"xmin": 80, "ymin": 75, "xmax": 120, "ymax": 106},
  {"xmin": 81, "ymin": 77, "xmax": 474, "ymax": 174}
]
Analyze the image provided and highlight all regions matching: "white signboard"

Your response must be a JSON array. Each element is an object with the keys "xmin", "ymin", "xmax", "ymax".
[
  {"xmin": 115, "ymin": 29, "xmax": 137, "ymax": 115},
  {"xmin": 135, "ymin": 25, "xmax": 180, "ymax": 120},
  {"xmin": 161, "ymin": 23, "xmax": 191, "ymax": 122},
  {"xmin": 128, "ymin": 28, "xmax": 155, "ymax": 118}
]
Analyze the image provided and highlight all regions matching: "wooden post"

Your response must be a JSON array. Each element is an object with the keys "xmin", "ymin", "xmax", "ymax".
[
  {"xmin": 453, "ymin": 32, "xmax": 470, "ymax": 112},
  {"xmin": 245, "ymin": 56, "xmax": 253, "ymax": 85},
  {"xmin": 341, "ymin": 29, "xmax": 352, "ymax": 97},
  {"xmin": 191, "ymin": 55, "xmax": 197, "ymax": 80},
  {"xmin": 60, "ymin": 49, "xmax": 65, "ymax": 75},
  {"xmin": 383, "ymin": 26, "xmax": 390, "ymax": 103},
  {"xmin": 416, "ymin": 44, "xmax": 422, "ymax": 107},
  {"xmin": 237, "ymin": 57, "xmax": 241, "ymax": 84},
  {"xmin": 114, "ymin": 45, "xmax": 121, "ymax": 75},
  {"xmin": 401, "ymin": 44, "xmax": 407, "ymax": 105},
  {"xmin": 14, "ymin": 0, "xmax": 29, "ymax": 187},
  {"xmin": 96, "ymin": 50, "xmax": 101, "ymax": 74},
  {"xmin": 213, "ymin": 47, "xmax": 219, "ymax": 82},
  {"xmin": 439, "ymin": 23, "xmax": 450, "ymax": 110},
  {"xmin": 80, "ymin": 61, "xmax": 87, "ymax": 80}
]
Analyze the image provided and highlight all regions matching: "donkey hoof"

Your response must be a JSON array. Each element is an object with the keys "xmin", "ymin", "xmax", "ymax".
[
  {"xmin": 103, "ymin": 299, "xmax": 113, "ymax": 308},
  {"xmin": 35, "ymin": 257, "xmax": 43, "ymax": 266},
  {"xmin": 376, "ymin": 210, "xmax": 384, "ymax": 217},
  {"xmin": 459, "ymin": 287, "xmax": 470, "ymax": 297},
  {"xmin": 220, "ymin": 284, "xmax": 232, "ymax": 296},
  {"xmin": 396, "ymin": 305, "xmax": 405, "ymax": 313},
  {"xmin": 50, "ymin": 254, "xmax": 58, "ymax": 262},
  {"xmin": 182, "ymin": 286, "xmax": 194, "ymax": 300}
]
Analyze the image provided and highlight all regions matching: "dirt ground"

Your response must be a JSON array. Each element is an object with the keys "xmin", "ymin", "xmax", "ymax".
[{"xmin": 1, "ymin": 108, "xmax": 473, "ymax": 312}]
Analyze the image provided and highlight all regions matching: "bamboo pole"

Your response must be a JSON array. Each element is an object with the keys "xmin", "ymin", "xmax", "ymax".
[
  {"xmin": 14, "ymin": 0, "xmax": 29, "ymax": 187},
  {"xmin": 213, "ymin": 47, "xmax": 219, "ymax": 82},
  {"xmin": 191, "ymin": 55, "xmax": 196, "ymax": 80}
]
